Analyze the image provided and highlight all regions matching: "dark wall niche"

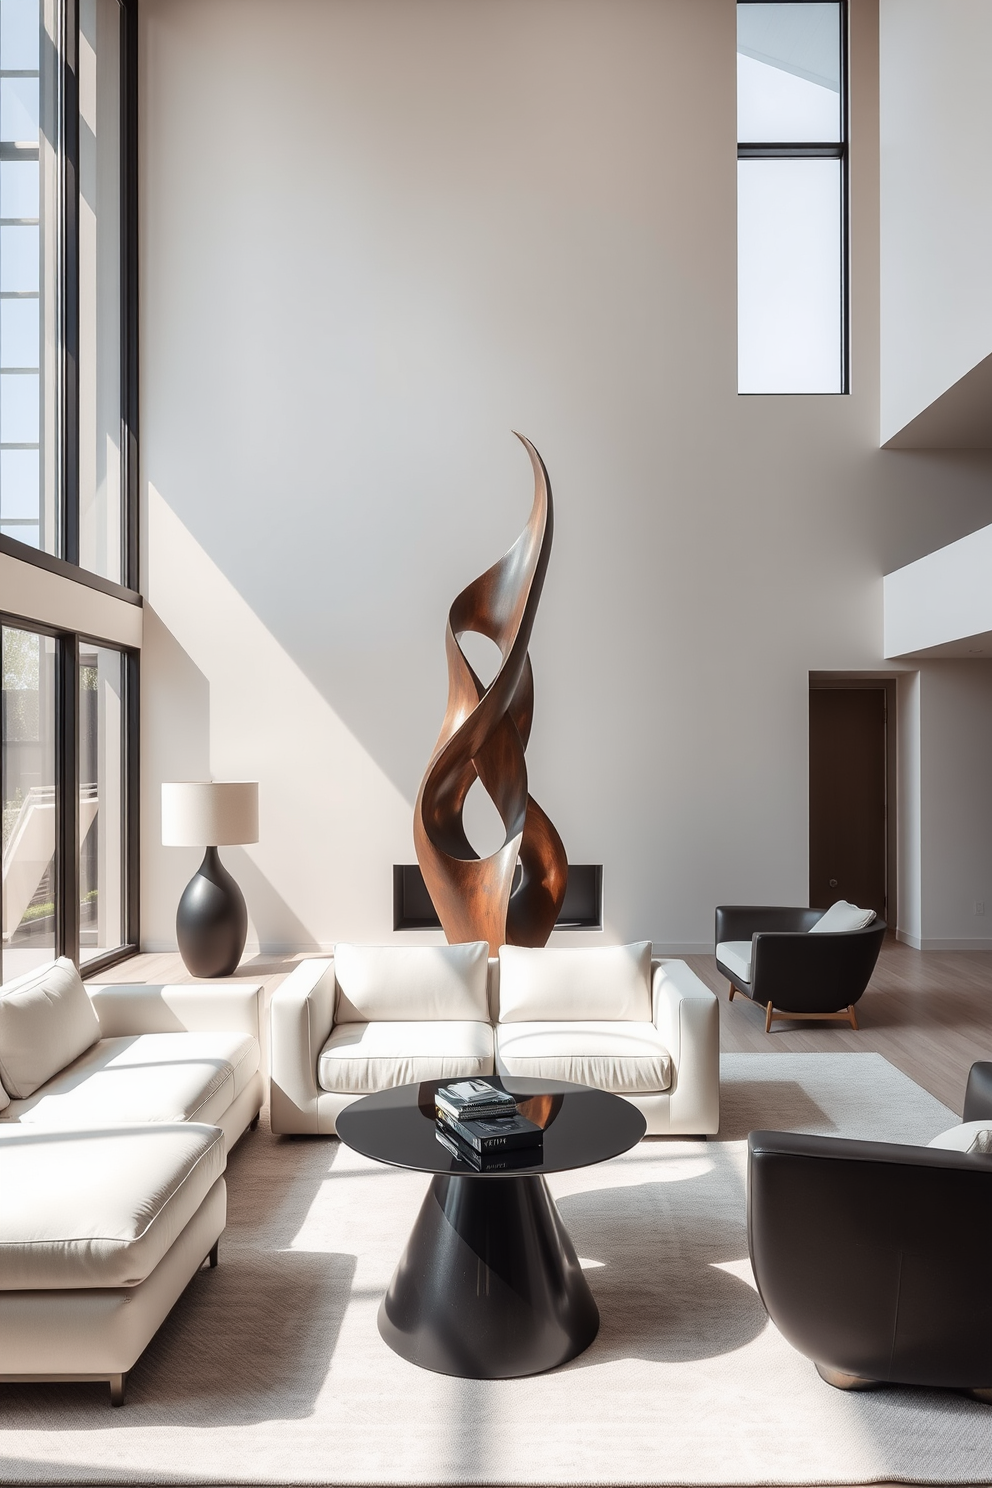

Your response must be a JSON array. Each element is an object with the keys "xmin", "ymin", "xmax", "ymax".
[{"xmin": 393, "ymin": 864, "xmax": 603, "ymax": 933}]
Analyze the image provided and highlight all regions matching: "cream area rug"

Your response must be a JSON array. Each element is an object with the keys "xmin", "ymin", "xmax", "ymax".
[{"xmin": 3, "ymin": 1053, "xmax": 992, "ymax": 1487}]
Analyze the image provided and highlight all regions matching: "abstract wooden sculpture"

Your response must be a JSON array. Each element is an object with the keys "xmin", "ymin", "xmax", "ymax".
[{"xmin": 414, "ymin": 433, "xmax": 568, "ymax": 950}]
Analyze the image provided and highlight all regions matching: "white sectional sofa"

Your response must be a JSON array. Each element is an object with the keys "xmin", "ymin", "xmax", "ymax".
[
  {"xmin": 0, "ymin": 957, "xmax": 264, "ymax": 1404},
  {"xmin": 270, "ymin": 941, "xmax": 719, "ymax": 1137}
]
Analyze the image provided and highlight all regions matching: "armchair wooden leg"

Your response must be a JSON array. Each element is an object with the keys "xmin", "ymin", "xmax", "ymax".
[
  {"xmin": 728, "ymin": 982, "xmax": 735, "ymax": 1002},
  {"xmin": 765, "ymin": 1001, "xmax": 774, "ymax": 1033},
  {"xmin": 848, "ymin": 1004, "xmax": 859, "ymax": 1030}
]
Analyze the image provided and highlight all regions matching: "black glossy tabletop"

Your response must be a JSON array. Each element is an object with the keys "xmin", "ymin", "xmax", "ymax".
[{"xmin": 335, "ymin": 1077, "xmax": 647, "ymax": 1178}]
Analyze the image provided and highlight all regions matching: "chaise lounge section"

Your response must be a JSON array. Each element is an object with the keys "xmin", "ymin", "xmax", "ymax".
[{"xmin": 0, "ymin": 957, "xmax": 265, "ymax": 1403}]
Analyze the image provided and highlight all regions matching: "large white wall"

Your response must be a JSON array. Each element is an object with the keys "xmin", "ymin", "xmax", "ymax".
[
  {"xmin": 879, "ymin": 0, "xmax": 992, "ymax": 445},
  {"xmin": 140, "ymin": 0, "xmax": 992, "ymax": 954}
]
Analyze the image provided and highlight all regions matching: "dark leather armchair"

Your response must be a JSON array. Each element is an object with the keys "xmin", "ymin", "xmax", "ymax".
[
  {"xmin": 714, "ymin": 905, "xmax": 885, "ymax": 1031},
  {"xmin": 747, "ymin": 1062, "xmax": 992, "ymax": 1401}
]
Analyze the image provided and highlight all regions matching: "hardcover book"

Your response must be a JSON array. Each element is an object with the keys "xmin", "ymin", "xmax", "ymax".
[
  {"xmin": 437, "ymin": 1108, "xmax": 544, "ymax": 1154},
  {"xmin": 435, "ymin": 1124, "xmax": 543, "ymax": 1172}
]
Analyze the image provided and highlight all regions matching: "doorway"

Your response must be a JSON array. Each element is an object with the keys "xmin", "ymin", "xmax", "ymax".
[{"xmin": 809, "ymin": 685, "xmax": 888, "ymax": 920}]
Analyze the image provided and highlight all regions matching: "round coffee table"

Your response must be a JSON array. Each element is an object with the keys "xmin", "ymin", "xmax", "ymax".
[{"xmin": 336, "ymin": 1076, "xmax": 646, "ymax": 1379}]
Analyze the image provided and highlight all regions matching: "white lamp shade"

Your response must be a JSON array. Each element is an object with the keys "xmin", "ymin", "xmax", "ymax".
[{"xmin": 162, "ymin": 781, "xmax": 259, "ymax": 847}]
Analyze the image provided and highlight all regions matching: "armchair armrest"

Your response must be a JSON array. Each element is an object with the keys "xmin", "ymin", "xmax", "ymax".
[
  {"xmin": 715, "ymin": 905, "xmax": 820, "ymax": 945},
  {"xmin": 652, "ymin": 958, "xmax": 720, "ymax": 1135},
  {"xmin": 963, "ymin": 1061, "xmax": 992, "ymax": 1122},
  {"xmin": 269, "ymin": 958, "xmax": 337, "ymax": 1135},
  {"xmin": 749, "ymin": 922, "xmax": 885, "ymax": 1012},
  {"xmin": 88, "ymin": 982, "xmax": 263, "ymax": 1044}
]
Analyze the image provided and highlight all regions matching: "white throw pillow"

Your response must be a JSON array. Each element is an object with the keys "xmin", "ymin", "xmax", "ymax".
[
  {"xmin": 497, "ymin": 942, "xmax": 652, "ymax": 1023},
  {"xmin": 809, "ymin": 900, "xmax": 876, "ymax": 934},
  {"xmin": 333, "ymin": 942, "xmax": 490, "ymax": 1023},
  {"xmin": 928, "ymin": 1121, "xmax": 992, "ymax": 1155},
  {"xmin": 0, "ymin": 957, "xmax": 101, "ymax": 1099}
]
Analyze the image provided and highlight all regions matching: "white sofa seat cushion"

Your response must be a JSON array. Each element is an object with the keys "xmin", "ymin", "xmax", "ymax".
[
  {"xmin": 498, "ymin": 943, "xmax": 652, "ymax": 1023},
  {"xmin": 0, "ymin": 1031, "xmax": 259, "ymax": 1127},
  {"xmin": 334, "ymin": 942, "xmax": 490, "ymax": 1022},
  {"xmin": 716, "ymin": 941, "xmax": 752, "ymax": 984},
  {"xmin": 0, "ymin": 956, "xmax": 100, "ymax": 1099},
  {"xmin": 496, "ymin": 1021, "xmax": 672, "ymax": 1093},
  {"xmin": 0, "ymin": 1121, "xmax": 225, "ymax": 1289},
  {"xmin": 318, "ymin": 1020, "xmax": 494, "ymax": 1094}
]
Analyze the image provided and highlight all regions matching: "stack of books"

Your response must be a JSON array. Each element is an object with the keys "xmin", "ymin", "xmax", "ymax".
[{"xmin": 434, "ymin": 1079, "xmax": 543, "ymax": 1171}]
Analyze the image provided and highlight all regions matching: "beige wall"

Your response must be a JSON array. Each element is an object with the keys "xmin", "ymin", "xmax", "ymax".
[
  {"xmin": 139, "ymin": 0, "xmax": 992, "ymax": 954},
  {"xmin": 879, "ymin": 0, "xmax": 992, "ymax": 444}
]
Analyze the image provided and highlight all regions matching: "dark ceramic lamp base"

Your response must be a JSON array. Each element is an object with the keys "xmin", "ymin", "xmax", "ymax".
[{"xmin": 176, "ymin": 846, "xmax": 248, "ymax": 978}]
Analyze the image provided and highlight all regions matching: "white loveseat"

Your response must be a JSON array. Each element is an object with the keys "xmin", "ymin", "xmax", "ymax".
[
  {"xmin": 0, "ymin": 957, "xmax": 264, "ymax": 1404},
  {"xmin": 270, "ymin": 941, "xmax": 719, "ymax": 1137}
]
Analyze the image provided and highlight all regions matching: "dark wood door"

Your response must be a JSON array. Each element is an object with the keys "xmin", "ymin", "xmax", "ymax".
[{"xmin": 809, "ymin": 688, "xmax": 886, "ymax": 918}]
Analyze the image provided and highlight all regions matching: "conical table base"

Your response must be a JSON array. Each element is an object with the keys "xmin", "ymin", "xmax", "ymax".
[{"xmin": 378, "ymin": 1171, "xmax": 599, "ymax": 1378}]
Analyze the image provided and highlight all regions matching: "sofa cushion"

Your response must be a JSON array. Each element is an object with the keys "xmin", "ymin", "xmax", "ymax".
[
  {"xmin": 317, "ymin": 1020, "xmax": 494, "ymax": 1094},
  {"xmin": 497, "ymin": 943, "xmax": 652, "ymax": 1023},
  {"xmin": 928, "ymin": 1120, "xmax": 992, "ymax": 1155},
  {"xmin": 716, "ymin": 940, "xmax": 752, "ymax": 984},
  {"xmin": 496, "ymin": 1021, "xmax": 672, "ymax": 1092},
  {"xmin": 0, "ymin": 1073, "xmax": 8, "ymax": 1113},
  {"xmin": 809, "ymin": 901, "xmax": 876, "ymax": 934},
  {"xmin": 0, "ymin": 1121, "xmax": 225, "ymax": 1289},
  {"xmin": 0, "ymin": 1031, "xmax": 259, "ymax": 1127},
  {"xmin": 0, "ymin": 956, "xmax": 101, "ymax": 1099},
  {"xmin": 334, "ymin": 942, "xmax": 490, "ymax": 1023}
]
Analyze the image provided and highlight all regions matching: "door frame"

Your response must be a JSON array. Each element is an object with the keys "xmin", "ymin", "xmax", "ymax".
[{"xmin": 808, "ymin": 673, "xmax": 897, "ymax": 930}]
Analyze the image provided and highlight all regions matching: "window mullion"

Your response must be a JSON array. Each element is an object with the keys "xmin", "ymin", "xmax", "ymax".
[{"xmin": 60, "ymin": 0, "xmax": 79, "ymax": 565}]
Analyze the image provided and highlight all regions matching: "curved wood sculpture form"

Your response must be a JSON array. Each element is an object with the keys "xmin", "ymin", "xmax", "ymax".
[{"xmin": 414, "ymin": 433, "xmax": 568, "ymax": 950}]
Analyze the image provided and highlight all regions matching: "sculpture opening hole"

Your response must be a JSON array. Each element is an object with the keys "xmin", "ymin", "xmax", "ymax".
[
  {"xmin": 458, "ymin": 631, "xmax": 502, "ymax": 689},
  {"xmin": 462, "ymin": 774, "xmax": 507, "ymax": 859}
]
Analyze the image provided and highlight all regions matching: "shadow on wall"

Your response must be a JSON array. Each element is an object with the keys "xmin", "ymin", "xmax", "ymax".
[{"xmin": 228, "ymin": 848, "xmax": 323, "ymax": 954}]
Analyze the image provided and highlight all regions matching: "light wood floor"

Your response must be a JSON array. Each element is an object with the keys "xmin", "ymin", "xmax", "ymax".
[{"xmin": 93, "ymin": 936, "xmax": 992, "ymax": 1115}]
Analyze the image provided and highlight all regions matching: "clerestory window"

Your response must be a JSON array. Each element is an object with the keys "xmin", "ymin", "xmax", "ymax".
[{"xmin": 737, "ymin": 1, "xmax": 848, "ymax": 394}]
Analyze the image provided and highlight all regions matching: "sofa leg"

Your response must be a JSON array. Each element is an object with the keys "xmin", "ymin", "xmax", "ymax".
[
  {"xmin": 765, "ymin": 1002, "xmax": 774, "ymax": 1033},
  {"xmin": 815, "ymin": 1362, "xmax": 879, "ymax": 1392},
  {"xmin": 728, "ymin": 982, "xmax": 735, "ymax": 1002},
  {"xmin": 207, "ymin": 1240, "xmax": 219, "ymax": 1269},
  {"xmin": 249, "ymin": 1112, "xmax": 260, "ymax": 1132},
  {"xmin": 109, "ymin": 1373, "xmax": 126, "ymax": 1406},
  {"xmin": 848, "ymin": 1004, "xmax": 859, "ymax": 1031},
  {"xmin": 967, "ymin": 1387, "xmax": 992, "ymax": 1404}
]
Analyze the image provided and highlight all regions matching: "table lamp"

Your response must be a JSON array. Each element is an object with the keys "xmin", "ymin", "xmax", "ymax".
[{"xmin": 162, "ymin": 781, "xmax": 259, "ymax": 977}]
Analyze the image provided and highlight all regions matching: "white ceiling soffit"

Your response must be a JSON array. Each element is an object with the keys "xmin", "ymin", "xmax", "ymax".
[
  {"xmin": 737, "ymin": 2, "xmax": 840, "ymax": 92},
  {"xmin": 882, "ymin": 351, "xmax": 992, "ymax": 449}
]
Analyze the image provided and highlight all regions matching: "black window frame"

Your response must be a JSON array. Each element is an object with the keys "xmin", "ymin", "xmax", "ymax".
[
  {"xmin": 737, "ymin": 0, "xmax": 850, "ymax": 396},
  {"xmin": 0, "ymin": 0, "xmax": 140, "ymax": 595}
]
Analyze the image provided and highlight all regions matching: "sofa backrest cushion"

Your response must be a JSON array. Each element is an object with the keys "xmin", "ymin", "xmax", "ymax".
[
  {"xmin": 809, "ymin": 901, "xmax": 876, "ymax": 934},
  {"xmin": 333, "ymin": 942, "xmax": 491, "ymax": 1023},
  {"xmin": 497, "ymin": 942, "xmax": 653, "ymax": 1023},
  {"xmin": 0, "ymin": 956, "xmax": 101, "ymax": 1099}
]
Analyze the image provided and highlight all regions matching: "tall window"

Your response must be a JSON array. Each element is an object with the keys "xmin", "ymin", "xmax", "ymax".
[
  {"xmin": 0, "ymin": 620, "xmax": 134, "ymax": 980},
  {"xmin": 0, "ymin": 0, "xmax": 134, "ymax": 584},
  {"xmin": 737, "ymin": 1, "xmax": 847, "ymax": 394}
]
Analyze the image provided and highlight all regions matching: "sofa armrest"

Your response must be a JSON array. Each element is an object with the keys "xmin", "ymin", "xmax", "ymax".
[
  {"xmin": 715, "ymin": 905, "xmax": 820, "ymax": 944},
  {"xmin": 652, "ymin": 958, "xmax": 720, "ymax": 1135},
  {"xmin": 88, "ymin": 982, "xmax": 263, "ymax": 1043},
  {"xmin": 269, "ymin": 958, "xmax": 337, "ymax": 1135}
]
